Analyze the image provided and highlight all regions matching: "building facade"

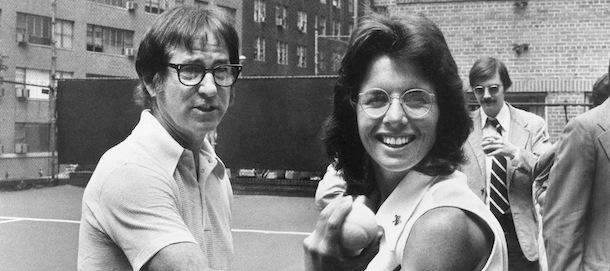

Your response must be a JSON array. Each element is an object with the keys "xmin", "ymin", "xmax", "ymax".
[
  {"xmin": 3, "ymin": 0, "xmax": 607, "ymax": 180},
  {"xmin": 0, "ymin": 0, "xmax": 365, "ymax": 179},
  {"xmin": 372, "ymin": 0, "xmax": 610, "ymax": 141}
]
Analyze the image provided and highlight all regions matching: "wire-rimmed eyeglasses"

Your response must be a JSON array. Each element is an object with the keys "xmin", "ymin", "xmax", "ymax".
[
  {"xmin": 167, "ymin": 63, "xmax": 243, "ymax": 87},
  {"xmin": 473, "ymin": 84, "xmax": 502, "ymax": 96},
  {"xmin": 357, "ymin": 88, "xmax": 436, "ymax": 118}
]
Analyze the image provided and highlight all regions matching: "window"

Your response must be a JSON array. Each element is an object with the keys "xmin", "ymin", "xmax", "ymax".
[
  {"xmin": 144, "ymin": 0, "xmax": 167, "ymax": 14},
  {"xmin": 277, "ymin": 41, "xmax": 288, "ymax": 65},
  {"xmin": 348, "ymin": 0, "xmax": 354, "ymax": 13},
  {"xmin": 254, "ymin": 0, "xmax": 266, "ymax": 23},
  {"xmin": 320, "ymin": 0, "xmax": 326, "ymax": 4},
  {"xmin": 333, "ymin": 0, "xmax": 341, "ymax": 8},
  {"xmin": 88, "ymin": 0, "xmax": 127, "ymax": 8},
  {"xmin": 254, "ymin": 37, "xmax": 266, "ymax": 62},
  {"xmin": 317, "ymin": 51, "xmax": 326, "ymax": 72},
  {"xmin": 15, "ymin": 123, "xmax": 51, "ymax": 153},
  {"xmin": 86, "ymin": 24, "xmax": 134, "ymax": 55},
  {"xmin": 275, "ymin": 5, "xmax": 287, "ymax": 28},
  {"xmin": 348, "ymin": 22, "xmax": 354, "ymax": 36},
  {"xmin": 16, "ymin": 13, "xmax": 52, "ymax": 45},
  {"xmin": 333, "ymin": 21, "xmax": 341, "ymax": 36},
  {"xmin": 16, "ymin": 13, "xmax": 73, "ymax": 48},
  {"xmin": 297, "ymin": 46, "xmax": 307, "ymax": 68},
  {"xmin": 318, "ymin": 16, "xmax": 326, "ymax": 35},
  {"xmin": 15, "ymin": 68, "xmax": 73, "ymax": 99},
  {"xmin": 297, "ymin": 11, "xmax": 307, "ymax": 33},
  {"xmin": 54, "ymin": 20, "xmax": 74, "ymax": 49},
  {"xmin": 332, "ymin": 53, "xmax": 342, "ymax": 72}
]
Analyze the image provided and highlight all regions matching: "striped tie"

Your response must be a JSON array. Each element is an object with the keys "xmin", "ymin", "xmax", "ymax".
[{"xmin": 489, "ymin": 119, "xmax": 509, "ymax": 217}]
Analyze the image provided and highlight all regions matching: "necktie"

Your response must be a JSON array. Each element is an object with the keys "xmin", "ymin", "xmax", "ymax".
[{"xmin": 489, "ymin": 119, "xmax": 509, "ymax": 216}]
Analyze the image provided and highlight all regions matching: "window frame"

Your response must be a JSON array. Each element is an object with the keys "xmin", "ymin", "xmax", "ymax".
[
  {"xmin": 16, "ymin": 13, "xmax": 52, "ymax": 46},
  {"xmin": 254, "ymin": 0, "xmax": 266, "ymax": 23},
  {"xmin": 86, "ymin": 24, "xmax": 134, "ymax": 54},
  {"xmin": 254, "ymin": 37, "xmax": 266, "ymax": 62},
  {"xmin": 277, "ymin": 40, "xmax": 289, "ymax": 65},
  {"xmin": 297, "ymin": 11, "xmax": 307, "ymax": 33},
  {"xmin": 14, "ymin": 122, "xmax": 51, "ymax": 153},
  {"xmin": 297, "ymin": 45, "xmax": 307, "ymax": 68}
]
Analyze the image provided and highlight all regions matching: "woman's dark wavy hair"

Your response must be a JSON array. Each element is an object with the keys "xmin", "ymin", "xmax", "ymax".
[
  {"xmin": 321, "ymin": 13, "xmax": 472, "ymax": 196},
  {"xmin": 134, "ymin": 6, "xmax": 240, "ymax": 109}
]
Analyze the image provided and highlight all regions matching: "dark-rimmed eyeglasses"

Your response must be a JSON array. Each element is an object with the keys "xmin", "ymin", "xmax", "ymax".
[
  {"xmin": 356, "ymin": 88, "xmax": 436, "ymax": 118},
  {"xmin": 167, "ymin": 63, "xmax": 243, "ymax": 87},
  {"xmin": 473, "ymin": 84, "xmax": 502, "ymax": 96}
]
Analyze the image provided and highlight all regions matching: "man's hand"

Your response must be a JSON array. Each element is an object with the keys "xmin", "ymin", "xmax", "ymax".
[{"xmin": 481, "ymin": 135, "xmax": 518, "ymax": 159}]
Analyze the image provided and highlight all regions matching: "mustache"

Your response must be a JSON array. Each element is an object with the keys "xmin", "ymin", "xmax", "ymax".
[{"xmin": 481, "ymin": 97, "xmax": 496, "ymax": 104}]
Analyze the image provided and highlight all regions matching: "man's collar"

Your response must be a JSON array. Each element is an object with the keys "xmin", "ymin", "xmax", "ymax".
[{"xmin": 479, "ymin": 102, "xmax": 510, "ymax": 129}]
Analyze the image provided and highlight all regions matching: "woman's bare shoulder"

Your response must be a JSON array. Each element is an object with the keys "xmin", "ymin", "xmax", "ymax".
[{"xmin": 402, "ymin": 207, "xmax": 493, "ymax": 271}]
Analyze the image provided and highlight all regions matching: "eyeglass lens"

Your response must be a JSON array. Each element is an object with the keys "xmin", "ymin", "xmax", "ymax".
[
  {"xmin": 178, "ymin": 64, "xmax": 241, "ymax": 87},
  {"xmin": 473, "ymin": 85, "xmax": 501, "ymax": 95},
  {"xmin": 359, "ymin": 88, "xmax": 434, "ymax": 118}
]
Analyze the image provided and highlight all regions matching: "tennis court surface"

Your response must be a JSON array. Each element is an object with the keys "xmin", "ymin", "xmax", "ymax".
[{"xmin": 0, "ymin": 185, "xmax": 319, "ymax": 271}]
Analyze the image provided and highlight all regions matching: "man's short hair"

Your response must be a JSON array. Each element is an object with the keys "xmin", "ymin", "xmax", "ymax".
[
  {"xmin": 469, "ymin": 56, "xmax": 513, "ymax": 90},
  {"xmin": 592, "ymin": 73, "xmax": 610, "ymax": 107},
  {"xmin": 134, "ymin": 6, "xmax": 239, "ymax": 109}
]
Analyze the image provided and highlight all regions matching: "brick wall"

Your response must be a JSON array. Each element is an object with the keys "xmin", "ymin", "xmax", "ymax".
[{"xmin": 374, "ymin": 0, "xmax": 610, "ymax": 142}]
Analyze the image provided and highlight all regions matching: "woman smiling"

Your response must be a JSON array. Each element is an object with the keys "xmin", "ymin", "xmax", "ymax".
[{"xmin": 304, "ymin": 13, "xmax": 508, "ymax": 271}]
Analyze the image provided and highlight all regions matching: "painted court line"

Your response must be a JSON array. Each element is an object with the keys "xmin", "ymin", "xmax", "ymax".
[
  {"xmin": 0, "ymin": 216, "xmax": 311, "ymax": 236},
  {"xmin": 232, "ymin": 229, "xmax": 310, "ymax": 236},
  {"xmin": 0, "ymin": 216, "xmax": 80, "ymax": 224}
]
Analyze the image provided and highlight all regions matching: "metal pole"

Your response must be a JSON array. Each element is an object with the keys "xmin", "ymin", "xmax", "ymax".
[
  {"xmin": 353, "ymin": 0, "xmax": 358, "ymax": 28},
  {"xmin": 50, "ymin": 0, "xmax": 58, "ymax": 180},
  {"xmin": 315, "ymin": 29, "xmax": 319, "ymax": 75}
]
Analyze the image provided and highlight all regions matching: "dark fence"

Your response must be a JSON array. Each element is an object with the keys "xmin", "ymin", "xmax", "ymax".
[{"xmin": 56, "ymin": 76, "xmax": 336, "ymax": 173}]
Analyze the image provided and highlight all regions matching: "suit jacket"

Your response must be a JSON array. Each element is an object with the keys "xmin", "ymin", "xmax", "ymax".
[
  {"xmin": 461, "ymin": 103, "xmax": 552, "ymax": 261},
  {"xmin": 543, "ymin": 98, "xmax": 610, "ymax": 271}
]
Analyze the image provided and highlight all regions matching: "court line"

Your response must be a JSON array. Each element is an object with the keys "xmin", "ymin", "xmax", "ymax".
[
  {"xmin": 0, "ymin": 216, "xmax": 80, "ymax": 224},
  {"xmin": 0, "ymin": 218, "xmax": 23, "ymax": 224},
  {"xmin": 232, "ymin": 229, "xmax": 310, "ymax": 236},
  {"xmin": 0, "ymin": 216, "xmax": 311, "ymax": 236}
]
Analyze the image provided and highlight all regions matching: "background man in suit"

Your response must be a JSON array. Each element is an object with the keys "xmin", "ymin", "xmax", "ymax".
[
  {"xmin": 542, "ymin": 71, "xmax": 610, "ymax": 271},
  {"xmin": 460, "ymin": 56, "xmax": 552, "ymax": 271}
]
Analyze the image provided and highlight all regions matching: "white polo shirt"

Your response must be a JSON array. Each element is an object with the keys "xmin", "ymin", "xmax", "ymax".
[{"xmin": 78, "ymin": 110, "xmax": 233, "ymax": 271}]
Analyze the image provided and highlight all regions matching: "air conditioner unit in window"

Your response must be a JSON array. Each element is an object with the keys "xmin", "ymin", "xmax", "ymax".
[
  {"xmin": 123, "ymin": 47, "xmax": 135, "ymax": 57},
  {"xmin": 15, "ymin": 86, "xmax": 29, "ymax": 99},
  {"xmin": 15, "ymin": 143, "xmax": 28, "ymax": 154},
  {"xmin": 276, "ymin": 17, "xmax": 284, "ymax": 27},
  {"xmin": 125, "ymin": 1, "xmax": 136, "ymax": 11},
  {"xmin": 16, "ymin": 32, "xmax": 28, "ymax": 44},
  {"xmin": 332, "ymin": 0, "xmax": 338, "ymax": 7}
]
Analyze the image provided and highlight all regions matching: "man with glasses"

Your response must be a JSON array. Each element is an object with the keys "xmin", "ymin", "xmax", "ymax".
[
  {"xmin": 78, "ymin": 6, "xmax": 241, "ymax": 271},
  {"xmin": 462, "ymin": 56, "xmax": 552, "ymax": 271}
]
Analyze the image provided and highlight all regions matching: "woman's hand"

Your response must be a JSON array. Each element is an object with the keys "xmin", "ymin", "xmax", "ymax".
[{"xmin": 303, "ymin": 196, "xmax": 382, "ymax": 271}]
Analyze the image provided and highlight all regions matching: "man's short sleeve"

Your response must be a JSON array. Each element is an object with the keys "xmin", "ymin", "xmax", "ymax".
[{"xmin": 95, "ymin": 164, "xmax": 196, "ymax": 270}]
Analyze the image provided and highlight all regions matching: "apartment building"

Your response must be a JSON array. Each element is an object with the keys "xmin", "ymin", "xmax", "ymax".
[{"xmin": 0, "ymin": 0, "xmax": 366, "ymax": 179}]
